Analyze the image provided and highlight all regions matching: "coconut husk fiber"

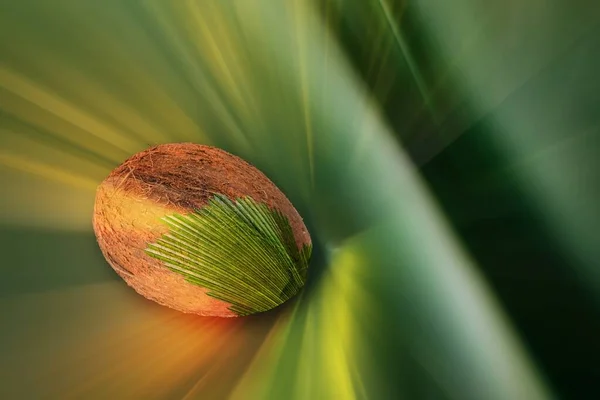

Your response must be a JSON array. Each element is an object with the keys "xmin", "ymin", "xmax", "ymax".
[{"xmin": 93, "ymin": 143, "xmax": 311, "ymax": 317}]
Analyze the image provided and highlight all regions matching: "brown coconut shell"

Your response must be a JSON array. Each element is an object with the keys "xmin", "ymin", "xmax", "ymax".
[{"xmin": 93, "ymin": 143, "xmax": 311, "ymax": 317}]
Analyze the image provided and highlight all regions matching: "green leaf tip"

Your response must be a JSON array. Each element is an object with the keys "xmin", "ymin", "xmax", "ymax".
[{"xmin": 145, "ymin": 194, "xmax": 312, "ymax": 316}]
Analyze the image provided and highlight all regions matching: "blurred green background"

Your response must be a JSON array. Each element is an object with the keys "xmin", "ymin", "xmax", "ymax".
[{"xmin": 1, "ymin": 1, "xmax": 599, "ymax": 399}]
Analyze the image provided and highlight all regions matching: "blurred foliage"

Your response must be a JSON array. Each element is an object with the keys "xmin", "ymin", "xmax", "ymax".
[{"xmin": 0, "ymin": 0, "xmax": 599, "ymax": 399}]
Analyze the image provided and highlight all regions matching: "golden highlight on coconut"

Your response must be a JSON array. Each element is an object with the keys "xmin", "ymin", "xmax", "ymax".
[{"xmin": 93, "ymin": 143, "xmax": 312, "ymax": 317}]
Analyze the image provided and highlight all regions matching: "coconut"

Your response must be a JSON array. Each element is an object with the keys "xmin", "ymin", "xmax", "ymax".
[{"xmin": 93, "ymin": 143, "xmax": 311, "ymax": 317}]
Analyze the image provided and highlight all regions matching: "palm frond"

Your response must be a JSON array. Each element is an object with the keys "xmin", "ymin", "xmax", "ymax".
[{"xmin": 146, "ymin": 194, "xmax": 312, "ymax": 316}]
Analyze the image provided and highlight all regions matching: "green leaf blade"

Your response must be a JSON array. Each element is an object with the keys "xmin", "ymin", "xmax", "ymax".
[{"xmin": 145, "ymin": 194, "xmax": 312, "ymax": 316}]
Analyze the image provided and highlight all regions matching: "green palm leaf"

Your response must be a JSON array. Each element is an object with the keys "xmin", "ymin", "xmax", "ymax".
[{"xmin": 145, "ymin": 194, "xmax": 312, "ymax": 316}]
